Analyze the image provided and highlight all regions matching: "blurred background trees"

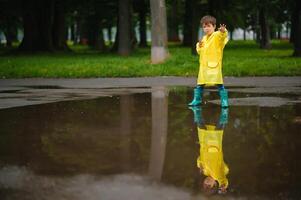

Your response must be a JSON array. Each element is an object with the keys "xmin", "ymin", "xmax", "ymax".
[{"xmin": 0, "ymin": 0, "xmax": 300, "ymax": 58}]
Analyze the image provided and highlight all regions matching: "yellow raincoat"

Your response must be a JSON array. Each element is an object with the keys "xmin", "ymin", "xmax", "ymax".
[
  {"xmin": 196, "ymin": 30, "xmax": 228, "ymax": 85},
  {"xmin": 197, "ymin": 125, "xmax": 229, "ymax": 188}
]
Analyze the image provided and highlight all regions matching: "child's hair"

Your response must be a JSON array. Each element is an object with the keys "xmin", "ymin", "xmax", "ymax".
[
  {"xmin": 201, "ymin": 179, "xmax": 219, "ymax": 196},
  {"xmin": 200, "ymin": 15, "xmax": 216, "ymax": 26}
]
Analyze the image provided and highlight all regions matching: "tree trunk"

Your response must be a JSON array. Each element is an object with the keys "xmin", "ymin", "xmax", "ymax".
[
  {"xmin": 96, "ymin": 29, "xmax": 106, "ymax": 51},
  {"xmin": 277, "ymin": 25, "xmax": 281, "ymax": 40},
  {"xmin": 138, "ymin": 0, "xmax": 147, "ymax": 47},
  {"xmin": 149, "ymin": 86, "xmax": 168, "ymax": 181},
  {"xmin": 3, "ymin": 25, "xmax": 17, "ymax": 47},
  {"xmin": 168, "ymin": 0, "xmax": 180, "ymax": 42},
  {"xmin": 191, "ymin": 0, "xmax": 198, "ymax": 55},
  {"xmin": 286, "ymin": 22, "xmax": 290, "ymax": 40},
  {"xmin": 36, "ymin": 0, "xmax": 55, "ymax": 51},
  {"xmin": 255, "ymin": 10, "xmax": 260, "ymax": 43},
  {"xmin": 18, "ymin": 0, "xmax": 64, "ymax": 52},
  {"xmin": 120, "ymin": 95, "xmax": 133, "ymax": 170},
  {"xmin": 293, "ymin": 0, "xmax": 301, "ymax": 56},
  {"xmin": 270, "ymin": 25, "xmax": 276, "ymax": 40},
  {"xmin": 243, "ymin": 28, "xmax": 246, "ymax": 40},
  {"xmin": 256, "ymin": 27, "xmax": 261, "ymax": 43},
  {"xmin": 183, "ymin": 0, "xmax": 192, "ymax": 46},
  {"xmin": 52, "ymin": 1, "xmax": 69, "ymax": 51},
  {"xmin": 118, "ymin": 0, "xmax": 132, "ymax": 56},
  {"xmin": 70, "ymin": 23, "xmax": 75, "ymax": 42},
  {"xmin": 19, "ymin": 1, "xmax": 38, "ymax": 51},
  {"xmin": 150, "ymin": 0, "xmax": 169, "ymax": 63},
  {"xmin": 107, "ymin": 25, "xmax": 112, "ymax": 45},
  {"xmin": 290, "ymin": 9, "xmax": 297, "ymax": 43},
  {"xmin": 259, "ymin": 8, "xmax": 271, "ymax": 49},
  {"xmin": 5, "ymin": 35, "xmax": 13, "ymax": 47},
  {"xmin": 229, "ymin": 30, "xmax": 234, "ymax": 40},
  {"xmin": 130, "ymin": 18, "xmax": 137, "ymax": 48},
  {"xmin": 111, "ymin": 24, "xmax": 119, "ymax": 52},
  {"xmin": 79, "ymin": 19, "xmax": 88, "ymax": 45},
  {"xmin": 86, "ymin": 14, "xmax": 106, "ymax": 51},
  {"xmin": 90, "ymin": 26, "xmax": 106, "ymax": 51},
  {"xmin": 72, "ymin": 18, "xmax": 80, "ymax": 45}
]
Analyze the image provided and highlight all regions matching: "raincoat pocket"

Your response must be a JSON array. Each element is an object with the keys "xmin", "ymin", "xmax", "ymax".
[
  {"xmin": 207, "ymin": 61, "xmax": 219, "ymax": 68},
  {"xmin": 206, "ymin": 61, "xmax": 219, "ymax": 75}
]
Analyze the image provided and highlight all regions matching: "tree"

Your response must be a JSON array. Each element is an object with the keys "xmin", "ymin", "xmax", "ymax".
[
  {"xmin": 18, "ymin": 0, "xmax": 69, "ymax": 52},
  {"xmin": 167, "ymin": 0, "xmax": 181, "ymax": 42},
  {"xmin": 256, "ymin": 0, "xmax": 284, "ymax": 49},
  {"xmin": 150, "ymin": 0, "xmax": 169, "ymax": 63},
  {"xmin": 71, "ymin": 0, "xmax": 117, "ymax": 51},
  {"xmin": 0, "ymin": 0, "xmax": 21, "ymax": 47},
  {"xmin": 86, "ymin": 14, "xmax": 106, "ymax": 51},
  {"xmin": 221, "ymin": 0, "xmax": 244, "ymax": 41},
  {"xmin": 118, "ymin": 0, "xmax": 132, "ymax": 56},
  {"xmin": 52, "ymin": 1, "xmax": 69, "ymax": 50},
  {"xmin": 19, "ymin": 0, "xmax": 55, "ymax": 51},
  {"xmin": 292, "ymin": 0, "xmax": 301, "ymax": 56},
  {"xmin": 133, "ymin": 0, "xmax": 149, "ymax": 47},
  {"xmin": 182, "ymin": 0, "xmax": 193, "ymax": 46},
  {"xmin": 258, "ymin": 6, "xmax": 271, "ymax": 49},
  {"xmin": 190, "ymin": 0, "xmax": 199, "ymax": 55}
]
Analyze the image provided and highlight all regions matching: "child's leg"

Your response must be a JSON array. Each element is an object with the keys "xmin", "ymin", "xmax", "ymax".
[
  {"xmin": 217, "ymin": 84, "xmax": 225, "ymax": 91},
  {"xmin": 188, "ymin": 84, "xmax": 205, "ymax": 106},
  {"xmin": 189, "ymin": 106, "xmax": 206, "ymax": 128},
  {"xmin": 217, "ymin": 84, "xmax": 229, "ymax": 107},
  {"xmin": 216, "ymin": 107, "xmax": 229, "ymax": 130},
  {"xmin": 196, "ymin": 84, "xmax": 205, "ymax": 93}
]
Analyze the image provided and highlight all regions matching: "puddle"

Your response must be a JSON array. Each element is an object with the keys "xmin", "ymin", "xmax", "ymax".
[
  {"xmin": 0, "ymin": 87, "xmax": 300, "ymax": 200},
  {"xmin": 0, "ymin": 90, "xmax": 22, "ymax": 94},
  {"xmin": 24, "ymin": 85, "xmax": 64, "ymax": 89}
]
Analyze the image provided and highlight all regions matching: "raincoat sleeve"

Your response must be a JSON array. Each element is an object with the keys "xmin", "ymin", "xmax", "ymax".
[
  {"xmin": 216, "ymin": 29, "xmax": 229, "ymax": 47},
  {"xmin": 197, "ymin": 156, "xmax": 201, "ymax": 168},
  {"xmin": 196, "ymin": 42, "xmax": 201, "ymax": 55},
  {"xmin": 196, "ymin": 37, "xmax": 205, "ymax": 55}
]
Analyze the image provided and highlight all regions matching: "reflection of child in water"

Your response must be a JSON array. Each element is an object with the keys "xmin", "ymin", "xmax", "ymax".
[{"xmin": 191, "ymin": 107, "xmax": 229, "ymax": 195}]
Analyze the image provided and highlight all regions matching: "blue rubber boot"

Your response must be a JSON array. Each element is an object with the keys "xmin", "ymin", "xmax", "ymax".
[
  {"xmin": 189, "ymin": 106, "xmax": 203, "ymax": 126},
  {"xmin": 218, "ymin": 108, "xmax": 229, "ymax": 126},
  {"xmin": 188, "ymin": 86, "xmax": 203, "ymax": 106},
  {"xmin": 219, "ymin": 88, "xmax": 229, "ymax": 108}
]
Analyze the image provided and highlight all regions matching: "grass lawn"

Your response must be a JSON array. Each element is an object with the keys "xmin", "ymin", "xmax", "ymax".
[{"xmin": 0, "ymin": 40, "xmax": 300, "ymax": 78}]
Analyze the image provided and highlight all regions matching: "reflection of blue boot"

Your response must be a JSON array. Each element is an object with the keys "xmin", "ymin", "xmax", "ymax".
[
  {"xmin": 219, "ymin": 89, "xmax": 229, "ymax": 108},
  {"xmin": 188, "ymin": 86, "xmax": 203, "ymax": 106},
  {"xmin": 189, "ymin": 106, "xmax": 203, "ymax": 126},
  {"xmin": 219, "ymin": 108, "xmax": 229, "ymax": 125}
]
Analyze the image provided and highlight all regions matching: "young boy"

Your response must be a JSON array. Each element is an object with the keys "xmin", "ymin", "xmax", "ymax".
[
  {"xmin": 190, "ymin": 106, "xmax": 229, "ymax": 195},
  {"xmin": 189, "ymin": 15, "xmax": 229, "ymax": 107}
]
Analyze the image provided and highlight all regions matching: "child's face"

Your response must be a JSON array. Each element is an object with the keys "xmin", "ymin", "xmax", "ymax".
[
  {"xmin": 201, "ymin": 176, "xmax": 218, "ymax": 195},
  {"xmin": 203, "ymin": 176, "xmax": 216, "ymax": 188},
  {"xmin": 202, "ymin": 23, "xmax": 215, "ymax": 35}
]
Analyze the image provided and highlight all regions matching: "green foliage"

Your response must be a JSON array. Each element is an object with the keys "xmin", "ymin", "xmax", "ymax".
[{"xmin": 0, "ymin": 40, "xmax": 300, "ymax": 78}]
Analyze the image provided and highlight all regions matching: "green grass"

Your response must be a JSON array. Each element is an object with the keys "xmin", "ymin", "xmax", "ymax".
[{"xmin": 0, "ymin": 40, "xmax": 300, "ymax": 78}]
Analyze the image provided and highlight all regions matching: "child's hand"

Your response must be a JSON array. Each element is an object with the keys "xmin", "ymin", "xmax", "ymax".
[
  {"xmin": 198, "ymin": 40, "xmax": 204, "ymax": 48},
  {"xmin": 218, "ymin": 185, "xmax": 227, "ymax": 194},
  {"xmin": 218, "ymin": 24, "xmax": 227, "ymax": 33}
]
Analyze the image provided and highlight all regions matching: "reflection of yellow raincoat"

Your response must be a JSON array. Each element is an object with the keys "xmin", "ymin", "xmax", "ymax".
[
  {"xmin": 197, "ymin": 125, "xmax": 229, "ymax": 188},
  {"xmin": 196, "ymin": 30, "xmax": 228, "ymax": 86}
]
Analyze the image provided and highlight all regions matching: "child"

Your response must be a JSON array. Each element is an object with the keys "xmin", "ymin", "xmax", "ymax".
[
  {"xmin": 190, "ymin": 106, "xmax": 229, "ymax": 195},
  {"xmin": 198, "ymin": 123, "xmax": 229, "ymax": 195},
  {"xmin": 189, "ymin": 15, "xmax": 229, "ymax": 107}
]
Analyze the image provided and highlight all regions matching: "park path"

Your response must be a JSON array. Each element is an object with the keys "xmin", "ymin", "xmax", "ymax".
[{"xmin": 0, "ymin": 76, "xmax": 300, "ymax": 109}]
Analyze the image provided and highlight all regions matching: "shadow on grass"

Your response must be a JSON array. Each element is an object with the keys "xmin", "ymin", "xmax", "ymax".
[{"xmin": 0, "ymin": 44, "xmax": 152, "ymax": 58}]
